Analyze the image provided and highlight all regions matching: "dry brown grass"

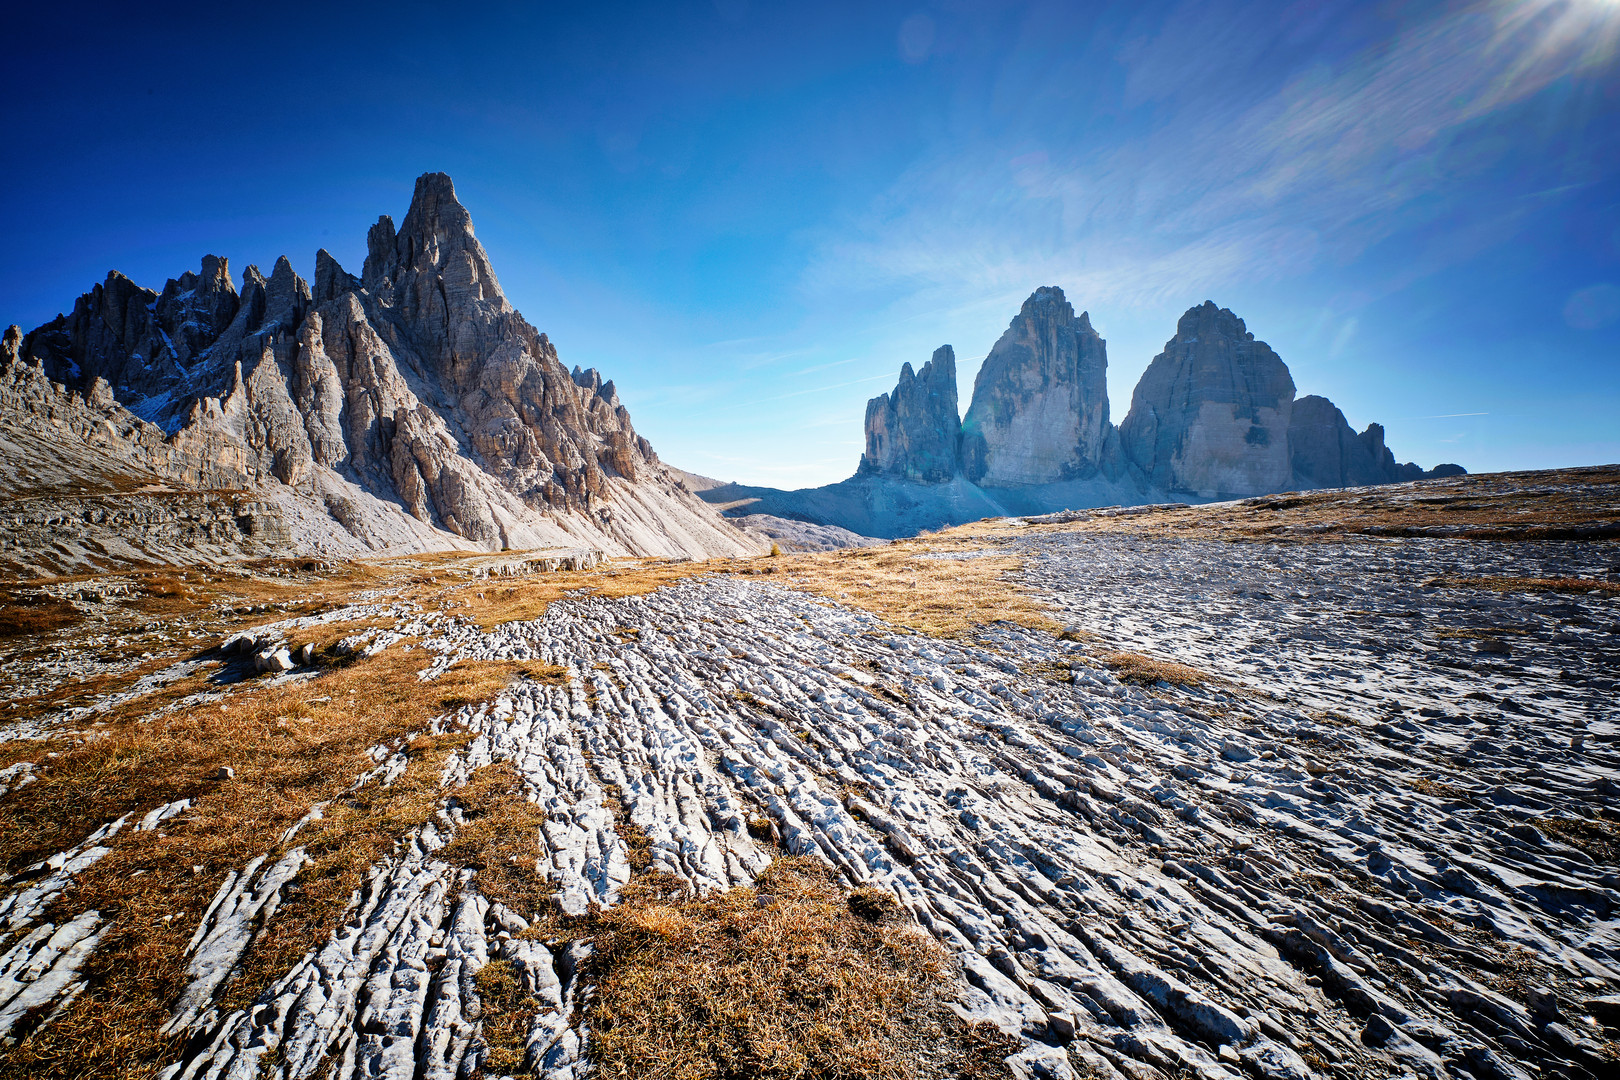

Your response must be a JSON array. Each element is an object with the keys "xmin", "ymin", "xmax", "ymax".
[
  {"xmin": 474, "ymin": 958, "xmax": 537, "ymax": 1075},
  {"xmin": 0, "ymin": 649, "xmax": 518, "ymax": 870},
  {"xmin": 778, "ymin": 541, "xmax": 1060, "ymax": 639},
  {"xmin": 0, "ymin": 560, "xmax": 403, "ymax": 733},
  {"xmin": 0, "ymin": 649, "xmax": 537, "ymax": 1079},
  {"xmin": 0, "ymin": 551, "xmax": 595, "ymax": 746},
  {"xmin": 433, "ymin": 761, "xmax": 556, "ymax": 1072},
  {"xmin": 437, "ymin": 761, "xmax": 550, "ymax": 917},
  {"xmin": 1407, "ymin": 776, "xmax": 1472, "ymax": 801},
  {"xmin": 1537, "ymin": 814, "xmax": 1620, "ymax": 865},
  {"xmin": 0, "ymin": 590, "xmax": 83, "ymax": 638},
  {"xmin": 0, "ymin": 653, "xmax": 206, "ymax": 735},
  {"xmin": 924, "ymin": 465, "xmax": 1620, "ymax": 545},
  {"xmin": 450, "ymin": 558, "xmax": 717, "ymax": 630},
  {"xmin": 1425, "ymin": 576, "xmax": 1620, "ymax": 595},
  {"xmin": 1024, "ymin": 660, "xmax": 1078, "ymax": 685},
  {"xmin": 584, "ymin": 856, "xmax": 1016, "ymax": 1080},
  {"xmin": 117, "ymin": 562, "xmax": 385, "ymax": 622},
  {"xmin": 1097, "ymin": 651, "xmax": 1211, "ymax": 688},
  {"xmin": 1433, "ymin": 626, "xmax": 1529, "ymax": 640}
]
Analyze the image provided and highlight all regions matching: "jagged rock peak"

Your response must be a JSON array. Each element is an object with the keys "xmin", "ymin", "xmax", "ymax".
[
  {"xmin": 313, "ymin": 249, "xmax": 355, "ymax": 305},
  {"xmin": 379, "ymin": 172, "xmax": 510, "ymax": 313},
  {"xmin": 363, "ymin": 215, "xmax": 399, "ymax": 291},
  {"xmin": 264, "ymin": 256, "xmax": 312, "ymax": 331},
  {"xmin": 960, "ymin": 285, "xmax": 1113, "ymax": 486},
  {"xmin": 156, "ymin": 255, "xmax": 241, "ymax": 363},
  {"xmin": 1119, "ymin": 301, "xmax": 1296, "ymax": 498},
  {"xmin": 1024, "ymin": 285, "xmax": 1085, "ymax": 326},
  {"xmin": 860, "ymin": 344, "xmax": 960, "ymax": 483}
]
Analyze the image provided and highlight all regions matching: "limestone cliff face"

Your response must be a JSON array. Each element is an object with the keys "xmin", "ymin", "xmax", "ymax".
[
  {"xmin": 960, "ymin": 287, "xmax": 1113, "ymax": 486},
  {"xmin": 740, "ymin": 296, "xmax": 1466, "ymax": 539},
  {"xmin": 859, "ymin": 345, "xmax": 960, "ymax": 483},
  {"xmin": 3, "ymin": 173, "xmax": 757, "ymax": 561},
  {"xmin": 1118, "ymin": 302, "xmax": 1296, "ymax": 498}
]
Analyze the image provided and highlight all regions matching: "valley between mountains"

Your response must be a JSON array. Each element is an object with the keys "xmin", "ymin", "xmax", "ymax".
[{"xmin": 0, "ymin": 470, "xmax": 1616, "ymax": 1080}]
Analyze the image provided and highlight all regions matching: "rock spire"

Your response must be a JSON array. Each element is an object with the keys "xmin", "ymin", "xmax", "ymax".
[
  {"xmin": 1118, "ymin": 301, "xmax": 1296, "ymax": 498},
  {"xmin": 959, "ymin": 286, "xmax": 1113, "ymax": 486},
  {"xmin": 859, "ymin": 345, "xmax": 960, "ymax": 483}
]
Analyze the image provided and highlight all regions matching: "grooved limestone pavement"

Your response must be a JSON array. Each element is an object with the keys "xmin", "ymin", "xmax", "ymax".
[{"xmin": 1, "ymin": 534, "xmax": 1615, "ymax": 1079}]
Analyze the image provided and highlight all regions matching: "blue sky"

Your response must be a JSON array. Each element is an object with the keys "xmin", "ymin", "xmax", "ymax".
[{"xmin": 3, "ymin": 0, "xmax": 1617, "ymax": 487}]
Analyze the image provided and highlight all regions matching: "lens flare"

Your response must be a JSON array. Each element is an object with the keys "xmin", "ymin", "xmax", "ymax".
[{"xmin": 1487, "ymin": 0, "xmax": 1620, "ymax": 94}]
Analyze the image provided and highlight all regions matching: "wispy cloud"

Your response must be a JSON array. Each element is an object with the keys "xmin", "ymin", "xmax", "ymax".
[
  {"xmin": 1328, "ymin": 317, "xmax": 1358, "ymax": 361},
  {"xmin": 737, "ymin": 348, "xmax": 816, "ymax": 371},
  {"xmin": 790, "ymin": 355, "xmax": 866, "ymax": 377},
  {"xmin": 727, "ymin": 372, "xmax": 894, "ymax": 410},
  {"xmin": 1394, "ymin": 412, "xmax": 1490, "ymax": 420},
  {"xmin": 802, "ymin": 0, "xmax": 1619, "ymax": 316}
]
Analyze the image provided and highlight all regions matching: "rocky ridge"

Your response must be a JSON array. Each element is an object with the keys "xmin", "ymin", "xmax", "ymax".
[
  {"xmin": 1, "ymin": 173, "xmax": 759, "ymax": 573},
  {"xmin": 859, "ymin": 345, "xmax": 960, "ymax": 483},
  {"xmin": 1288, "ymin": 396, "xmax": 1464, "ymax": 490}
]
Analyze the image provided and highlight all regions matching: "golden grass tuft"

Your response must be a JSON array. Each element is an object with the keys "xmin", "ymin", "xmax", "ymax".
[
  {"xmin": 584, "ymin": 856, "xmax": 1017, "ymax": 1080},
  {"xmin": 1097, "ymin": 651, "xmax": 1211, "ymax": 688},
  {"xmin": 1536, "ymin": 814, "xmax": 1620, "ymax": 866},
  {"xmin": 437, "ymin": 761, "xmax": 550, "ymax": 919},
  {"xmin": 474, "ymin": 958, "xmax": 537, "ymax": 1075},
  {"xmin": 453, "ymin": 558, "xmax": 716, "ymax": 630},
  {"xmin": 1425, "ymin": 575, "xmax": 1620, "ymax": 595},
  {"xmin": 1407, "ymin": 776, "xmax": 1471, "ymax": 801},
  {"xmin": 0, "ymin": 590, "xmax": 83, "ymax": 638},
  {"xmin": 778, "ymin": 541, "xmax": 1059, "ymax": 639}
]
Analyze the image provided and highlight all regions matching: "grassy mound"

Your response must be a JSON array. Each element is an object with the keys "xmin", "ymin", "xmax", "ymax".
[{"xmin": 584, "ymin": 857, "xmax": 1016, "ymax": 1080}]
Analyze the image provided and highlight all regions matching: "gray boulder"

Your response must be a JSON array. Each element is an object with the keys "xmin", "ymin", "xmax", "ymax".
[
  {"xmin": 859, "ymin": 345, "xmax": 960, "ymax": 483},
  {"xmin": 960, "ymin": 286, "xmax": 1114, "ymax": 487},
  {"xmin": 254, "ymin": 648, "xmax": 294, "ymax": 673},
  {"xmin": 1118, "ymin": 301, "xmax": 1296, "ymax": 498}
]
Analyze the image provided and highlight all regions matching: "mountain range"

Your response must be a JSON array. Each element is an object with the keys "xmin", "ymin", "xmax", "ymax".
[
  {"xmin": 695, "ymin": 287, "xmax": 1463, "ymax": 539},
  {"xmin": 0, "ymin": 175, "xmax": 1465, "ymax": 569},
  {"xmin": 0, "ymin": 174, "xmax": 760, "ymax": 573}
]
